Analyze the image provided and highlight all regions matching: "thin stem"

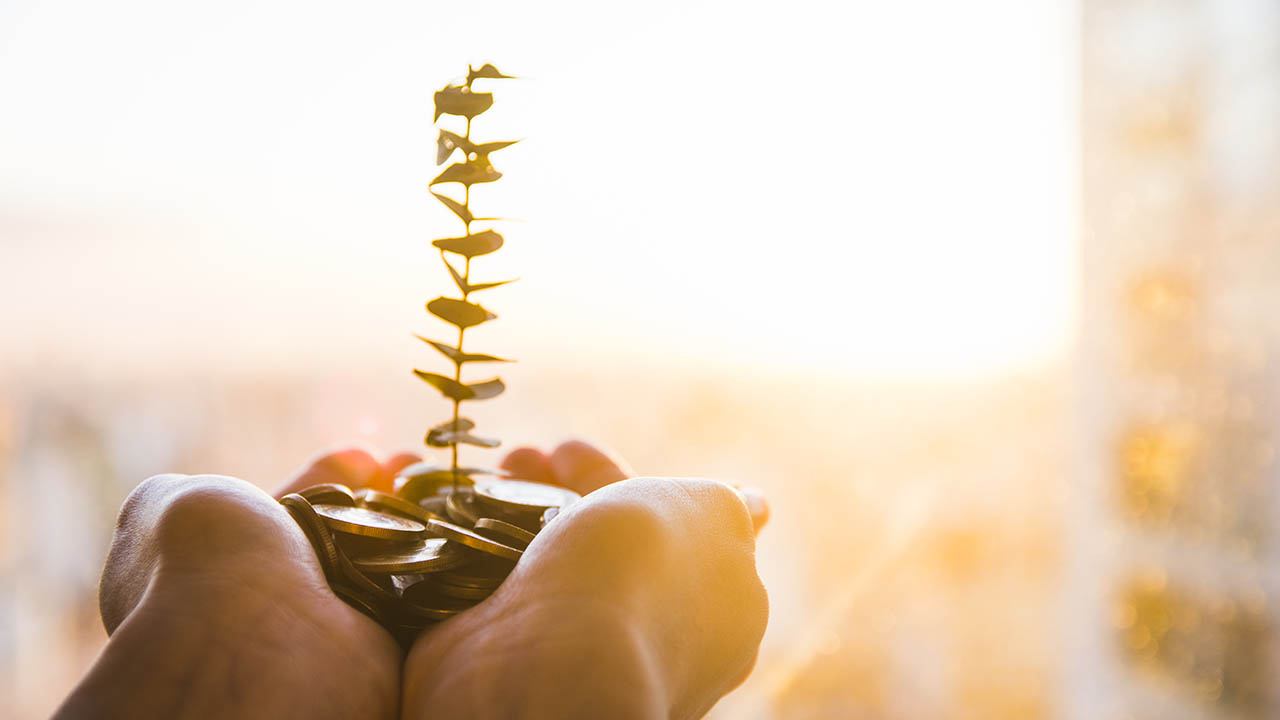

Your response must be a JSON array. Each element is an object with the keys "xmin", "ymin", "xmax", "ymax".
[{"xmin": 449, "ymin": 115, "xmax": 475, "ymax": 490}]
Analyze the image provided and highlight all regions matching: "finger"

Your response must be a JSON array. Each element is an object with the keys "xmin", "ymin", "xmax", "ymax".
[
  {"xmin": 275, "ymin": 447, "xmax": 382, "ymax": 498},
  {"xmin": 735, "ymin": 486, "xmax": 770, "ymax": 534},
  {"xmin": 500, "ymin": 446, "xmax": 554, "ymax": 484},
  {"xmin": 377, "ymin": 452, "xmax": 422, "ymax": 494},
  {"xmin": 383, "ymin": 451, "xmax": 422, "ymax": 478},
  {"xmin": 104, "ymin": 473, "xmax": 303, "ymax": 633},
  {"xmin": 549, "ymin": 440, "xmax": 630, "ymax": 496}
]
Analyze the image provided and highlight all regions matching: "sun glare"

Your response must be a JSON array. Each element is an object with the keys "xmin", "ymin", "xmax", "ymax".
[{"xmin": 0, "ymin": 0, "xmax": 1073, "ymax": 380}]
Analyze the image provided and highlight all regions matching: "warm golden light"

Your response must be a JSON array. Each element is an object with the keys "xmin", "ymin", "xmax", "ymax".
[{"xmin": 30, "ymin": 0, "xmax": 1280, "ymax": 719}]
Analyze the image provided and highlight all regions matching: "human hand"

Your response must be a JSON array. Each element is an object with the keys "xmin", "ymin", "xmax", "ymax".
[
  {"xmin": 58, "ymin": 442, "xmax": 769, "ymax": 720},
  {"xmin": 54, "ymin": 448, "xmax": 418, "ymax": 720},
  {"xmin": 402, "ymin": 441, "xmax": 770, "ymax": 720}
]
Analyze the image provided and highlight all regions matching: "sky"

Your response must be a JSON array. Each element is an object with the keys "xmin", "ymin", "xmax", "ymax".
[{"xmin": 0, "ymin": 0, "xmax": 1077, "ymax": 379}]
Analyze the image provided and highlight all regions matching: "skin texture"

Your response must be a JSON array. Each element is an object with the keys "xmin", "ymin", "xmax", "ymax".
[
  {"xmin": 403, "ymin": 442, "xmax": 769, "ymax": 720},
  {"xmin": 55, "ymin": 441, "xmax": 769, "ymax": 720}
]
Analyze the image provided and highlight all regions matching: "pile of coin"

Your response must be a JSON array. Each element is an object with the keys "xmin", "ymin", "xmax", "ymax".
[{"xmin": 279, "ymin": 462, "xmax": 581, "ymax": 647}]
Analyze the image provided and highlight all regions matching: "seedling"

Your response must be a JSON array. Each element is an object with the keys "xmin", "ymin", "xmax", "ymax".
[{"xmin": 413, "ymin": 63, "xmax": 517, "ymax": 492}]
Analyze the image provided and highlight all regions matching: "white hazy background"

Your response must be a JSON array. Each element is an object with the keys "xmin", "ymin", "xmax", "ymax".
[
  {"xmin": 0, "ymin": 1, "xmax": 1076, "ymax": 718},
  {"xmin": 0, "ymin": 0, "xmax": 1075, "ymax": 379}
]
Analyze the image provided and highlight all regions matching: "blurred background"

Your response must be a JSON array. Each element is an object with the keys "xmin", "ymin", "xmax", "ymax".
[{"xmin": 1, "ymin": 0, "xmax": 1277, "ymax": 717}]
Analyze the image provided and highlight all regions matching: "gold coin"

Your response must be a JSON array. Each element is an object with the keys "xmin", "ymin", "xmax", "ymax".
[
  {"xmin": 420, "ymin": 495, "xmax": 449, "ymax": 517},
  {"xmin": 437, "ymin": 555, "xmax": 515, "ymax": 588},
  {"xmin": 351, "ymin": 537, "xmax": 470, "ymax": 574},
  {"xmin": 332, "ymin": 584, "xmax": 389, "ymax": 624},
  {"xmin": 313, "ymin": 504, "xmax": 427, "ymax": 540},
  {"xmin": 398, "ymin": 461, "xmax": 503, "ymax": 482},
  {"xmin": 280, "ymin": 494, "xmax": 341, "ymax": 579},
  {"xmin": 445, "ymin": 488, "xmax": 480, "ymax": 526},
  {"xmin": 437, "ymin": 570, "xmax": 506, "ymax": 589},
  {"xmin": 474, "ymin": 517, "xmax": 536, "ymax": 547},
  {"xmin": 540, "ymin": 506, "xmax": 560, "ymax": 527},
  {"xmin": 430, "ymin": 578, "xmax": 495, "ymax": 600},
  {"xmin": 474, "ymin": 478, "xmax": 581, "ymax": 514},
  {"xmin": 426, "ymin": 518, "xmax": 523, "ymax": 562},
  {"xmin": 396, "ymin": 463, "xmax": 507, "ymax": 501},
  {"xmin": 359, "ymin": 489, "xmax": 446, "ymax": 525},
  {"xmin": 391, "ymin": 573, "xmax": 427, "ymax": 594},
  {"xmin": 334, "ymin": 548, "xmax": 402, "ymax": 603},
  {"xmin": 299, "ymin": 483, "xmax": 357, "ymax": 506},
  {"xmin": 400, "ymin": 579, "xmax": 478, "ymax": 619}
]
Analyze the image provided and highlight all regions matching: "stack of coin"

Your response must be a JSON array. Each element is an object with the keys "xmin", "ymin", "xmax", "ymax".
[{"xmin": 279, "ymin": 463, "xmax": 581, "ymax": 648}]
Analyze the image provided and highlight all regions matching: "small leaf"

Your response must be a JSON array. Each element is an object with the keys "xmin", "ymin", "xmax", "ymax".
[
  {"xmin": 438, "ymin": 258, "xmax": 516, "ymax": 295},
  {"xmin": 467, "ymin": 378, "xmax": 506, "ymax": 400},
  {"xmin": 413, "ymin": 370, "xmax": 473, "ymax": 400},
  {"xmin": 432, "ymin": 192, "xmax": 473, "ymax": 224},
  {"xmin": 471, "ymin": 140, "xmax": 519, "ymax": 158},
  {"xmin": 433, "ymin": 229, "xmax": 504, "ymax": 258},
  {"xmin": 437, "ymin": 130, "xmax": 475, "ymax": 165},
  {"xmin": 430, "ymin": 159, "xmax": 502, "ymax": 187},
  {"xmin": 430, "ymin": 417, "xmax": 476, "ymax": 433},
  {"xmin": 465, "ymin": 278, "xmax": 518, "ymax": 293},
  {"xmin": 417, "ymin": 336, "xmax": 512, "ymax": 364},
  {"xmin": 426, "ymin": 429, "xmax": 501, "ymax": 448},
  {"xmin": 468, "ymin": 63, "xmax": 516, "ymax": 83},
  {"xmin": 427, "ymin": 297, "xmax": 496, "ymax": 329},
  {"xmin": 434, "ymin": 85, "xmax": 493, "ymax": 121},
  {"xmin": 441, "ymin": 256, "xmax": 468, "ymax": 294}
]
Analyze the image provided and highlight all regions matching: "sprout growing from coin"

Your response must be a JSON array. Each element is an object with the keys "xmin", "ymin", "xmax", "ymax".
[
  {"xmin": 277, "ymin": 65, "xmax": 585, "ymax": 646},
  {"xmin": 407, "ymin": 62, "xmax": 517, "ymax": 496}
]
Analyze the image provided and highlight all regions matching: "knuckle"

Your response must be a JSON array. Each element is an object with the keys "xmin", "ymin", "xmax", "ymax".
[
  {"xmin": 115, "ymin": 473, "xmax": 185, "ymax": 529},
  {"xmin": 544, "ymin": 488, "xmax": 677, "ymax": 580},
  {"xmin": 568, "ymin": 493, "xmax": 671, "ymax": 547},
  {"xmin": 678, "ymin": 478, "xmax": 757, "ymax": 541},
  {"xmin": 153, "ymin": 476, "xmax": 282, "ymax": 557}
]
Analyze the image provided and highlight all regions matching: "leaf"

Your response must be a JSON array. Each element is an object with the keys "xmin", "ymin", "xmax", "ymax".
[
  {"xmin": 430, "ymin": 159, "xmax": 502, "ymax": 187},
  {"xmin": 439, "ymin": 257, "xmax": 516, "ymax": 296},
  {"xmin": 442, "ymin": 256, "xmax": 468, "ymax": 294},
  {"xmin": 432, "ymin": 192, "xmax": 473, "ymax": 224},
  {"xmin": 413, "ymin": 369, "xmax": 503, "ymax": 401},
  {"xmin": 413, "ymin": 370, "xmax": 474, "ymax": 400},
  {"xmin": 417, "ymin": 336, "xmax": 513, "ymax": 364},
  {"xmin": 437, "ymin": 130, "xmax": 474, "ymax": 165},
  {"xmin": 427, "ymin": 297, "xmax": 496, "ymax": 329},
  {"xmin": 468, "ymin": 63, "xmax": 515, "ymax": 83},
  {"xmin": 467, "ymin": 378, "xmax": 506, "ymax": 400},
  {"xmin": 434, "ymin": 85, "xmax": 493, "ymax": 121},
  {"xmin": 426, "ymin": 429, "xmax": 501, "ymax": 448},
  {"xmin": 465, "ymin": 278, "xmax": 518, "ymax": 292},
  {"xmin": 433, "ymin": 229, "xmax": 504, "ymax": 258},
  {"xmin": 471, "ymin": 140, "xmax": 519, "ymax": 158},
  {"xmin": 430, "ymin": 417, "xmax": 476, "ymax": 433}
]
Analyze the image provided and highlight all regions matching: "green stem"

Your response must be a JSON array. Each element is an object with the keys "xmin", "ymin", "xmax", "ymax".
[{"xmin": 449, "ymin": 132, "xmax": 474, "ymax": 490}]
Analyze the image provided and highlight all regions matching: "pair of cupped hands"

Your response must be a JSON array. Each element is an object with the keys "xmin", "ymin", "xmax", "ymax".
[{"xmin": 55, "ymin": 441, "xmax": 769, "ymax": 720}]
